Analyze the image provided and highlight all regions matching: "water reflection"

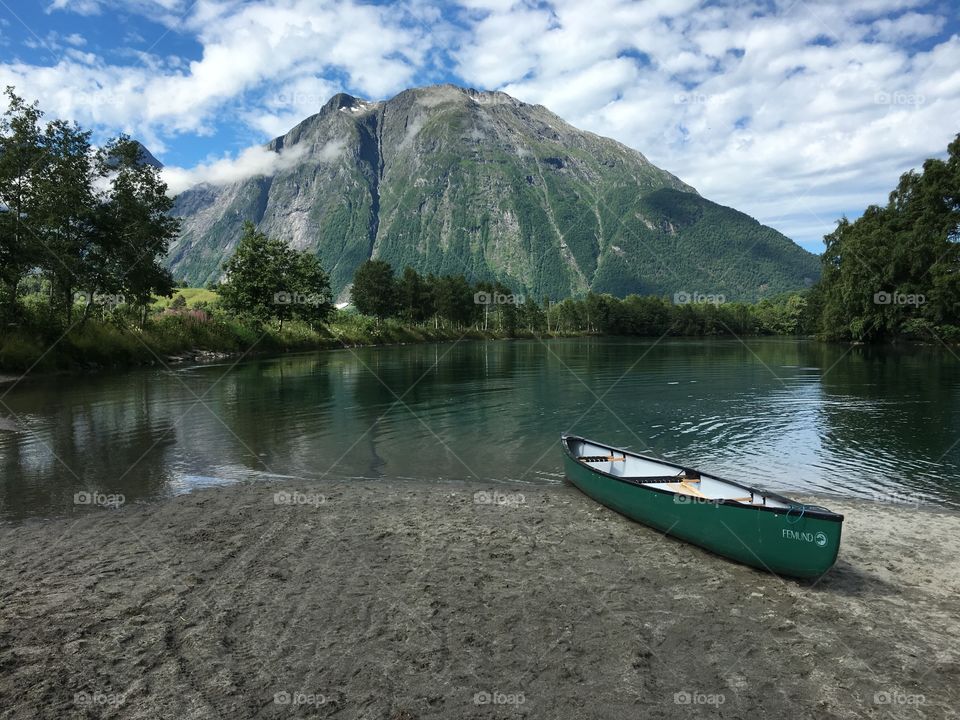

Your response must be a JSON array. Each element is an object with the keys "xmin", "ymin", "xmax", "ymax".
[{"xmin": 1, "ymin": 338, "xmax": 958, "ymax": 520}]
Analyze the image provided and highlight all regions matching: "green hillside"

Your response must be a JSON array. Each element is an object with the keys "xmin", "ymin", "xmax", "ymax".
[{"xmin": 168, "ymin": 85, "xmax": 819, "ymax": 301}]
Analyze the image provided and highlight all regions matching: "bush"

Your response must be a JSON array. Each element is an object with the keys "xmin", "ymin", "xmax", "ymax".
[{"xmin": 0, "ymin": 333, "xmax": 46, "ymax": 371}]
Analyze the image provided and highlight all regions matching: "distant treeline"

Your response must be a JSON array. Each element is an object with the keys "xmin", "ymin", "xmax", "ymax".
[
  {"xmin": 210, "ymin": 225, "xmax": 811, "ymax": 337},
  {"xmin": 808, "ymin": 133, "xmax": 960, "ymax": 343}
]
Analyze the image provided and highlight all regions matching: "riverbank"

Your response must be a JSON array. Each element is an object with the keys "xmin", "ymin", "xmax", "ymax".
[
  {"xmin": 2, "ymin": 481, "xmax": 957, "ymax": 719},
  {"xmin": 0, "ymin": 312, "xmax": 550, "ymax": 375}
]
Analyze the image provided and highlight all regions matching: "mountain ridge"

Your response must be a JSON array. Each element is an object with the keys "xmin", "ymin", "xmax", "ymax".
[{"xmin": 167, "ymin": 84, "xmax": 818, "ymax": 301}]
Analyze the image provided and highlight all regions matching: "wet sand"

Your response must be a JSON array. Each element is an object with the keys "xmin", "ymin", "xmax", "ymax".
[{"xmin": 1, "ymin": 480, "xmax": 958, "ymax": 719}]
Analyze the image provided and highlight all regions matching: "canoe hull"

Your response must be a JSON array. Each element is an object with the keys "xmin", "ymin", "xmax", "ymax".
[{"xmin": 563, "ymin": 452, "xmax": 842, "ymax": 579}]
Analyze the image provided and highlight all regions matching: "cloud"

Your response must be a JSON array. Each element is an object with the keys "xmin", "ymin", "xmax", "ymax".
[
  {"xmin": 8, "ymin": 0, "xmax": 430, "ymax": 137},
  {"xmin": 161, "ymin": 144, "xmax": 311, "ymax": 195},
  {"xmin": 46, "ymin": 0, "xmax": 101, "ymax": 15},
  {"xmin": 454, "ymin": 0, "xmax": 960, "ymax": 250},
  {"xmin": 5, "ymin": 0, "xmax": 960, "ymax": 251},
  {"xmin": 160, "ymin": 139, "xmax": 348, "ymax": 195}
]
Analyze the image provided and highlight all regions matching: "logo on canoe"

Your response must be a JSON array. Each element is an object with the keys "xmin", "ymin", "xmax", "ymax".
[{"xmin": 782, "ymin": 529, "xmax": 829, "ymax": 547}]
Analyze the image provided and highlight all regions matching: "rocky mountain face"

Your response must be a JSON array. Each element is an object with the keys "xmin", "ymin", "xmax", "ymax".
[{"xmin": 168, "ymin": 84, "xmax": 819, "ymax": 301}]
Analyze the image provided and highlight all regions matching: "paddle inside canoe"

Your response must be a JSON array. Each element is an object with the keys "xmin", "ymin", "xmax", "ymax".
[{"xmin": 561, "ymin": 434, "xmax": 843, "ymax": 578}]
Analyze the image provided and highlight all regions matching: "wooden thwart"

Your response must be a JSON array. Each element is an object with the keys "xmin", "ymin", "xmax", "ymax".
[
  {"xmin": 666, "ymin": 481, "xmax": 709, "ymax": 498},
  {"xmin": 579, "ymin": 455, "xmax": 626, "ymax": 462}
]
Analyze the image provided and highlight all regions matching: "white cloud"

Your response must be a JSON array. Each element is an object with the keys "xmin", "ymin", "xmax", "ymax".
[
  {"xmin": 162, "ymin": 144, "xmax": 315, "ymax": 195},
  {"xmin": 5, "ymin": 0, "xmax": 960, "ymax": 251},
  {"xmin": 7, "ymin": 0, "xmax": 428, "ymax": 137},
  {"xmin": 454, "ymin": 0, "xmax": 960, "ymax": 251},
  {"xmin": 47, "ymin": 0, "xmax": 101, "ymax": 15}
]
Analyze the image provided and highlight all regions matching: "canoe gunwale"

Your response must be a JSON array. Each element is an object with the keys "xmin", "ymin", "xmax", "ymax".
[{"xmin": 561, "ymin": 434, "xmax": 844, "ymax": 523}]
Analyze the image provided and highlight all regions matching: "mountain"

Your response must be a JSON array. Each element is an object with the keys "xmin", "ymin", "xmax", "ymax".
[
  {"xmin": 167, "ymin": 84, "xmax": 819, "ymax": 301},
  {"xmin": 104, "ymin": 140, "xmax": 163, "ymax": 170},
  {"xmin": 133, "ymin": 142, "xmax": 163, "ymax": 170}
]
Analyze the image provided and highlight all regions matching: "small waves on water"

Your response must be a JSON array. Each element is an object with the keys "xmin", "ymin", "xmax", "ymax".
[{"xmin": 2, "ymin": 338, "xmax": 960, "ymax": 519}]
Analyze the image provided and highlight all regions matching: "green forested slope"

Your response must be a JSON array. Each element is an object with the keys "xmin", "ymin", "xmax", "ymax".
[{"xmin": 168, "ymin": 85, "xmax": 819, "ymax": 301}]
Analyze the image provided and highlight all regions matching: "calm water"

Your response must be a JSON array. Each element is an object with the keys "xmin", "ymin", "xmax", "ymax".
[{"xmin": 1, "ymin": 338, "xmax": 959, "ymax": 520}]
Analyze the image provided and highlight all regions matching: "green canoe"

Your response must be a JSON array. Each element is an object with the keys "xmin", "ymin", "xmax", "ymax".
[{"xmin": 561, "ymin": 435, "xmax": 843, "ymax": 578}]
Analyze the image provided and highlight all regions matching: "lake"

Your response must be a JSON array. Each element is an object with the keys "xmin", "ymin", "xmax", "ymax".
[{"xmin": 1, "ymin": 337, "xmax": 959, "ymax": 520}]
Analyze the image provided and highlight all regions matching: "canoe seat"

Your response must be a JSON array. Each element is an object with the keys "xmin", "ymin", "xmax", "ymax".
[{"xmin": 579, "ymin": 455, "xmax": 626, "ymax": 462}]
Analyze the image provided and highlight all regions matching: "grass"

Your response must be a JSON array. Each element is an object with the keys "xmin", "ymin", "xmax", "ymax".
[
  {"xmin": 152, "ymin": 288, "xmax": 219, "ymax": 309},
  {"xmin": 0, "ymin": 308, "xmax": 543, "ymax": 374}
]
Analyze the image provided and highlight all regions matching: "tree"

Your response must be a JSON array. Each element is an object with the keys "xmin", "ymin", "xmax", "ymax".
[
  {"xmin": 93, "ymin": 136, "xmax": 179, "ymax": 327},
  {"xmin": 519, "ymin": 296, "xmax": 546, "ymax": 333},
  {"xmin": 288, "ymin": 251, "xmax": 333, "ymax": 327},
  {"xmin": 219, "ymin": 223, "xmax": 292, "ymax": 324},
  {"xmin": 218, "ymin": 222, "xmax": 332, "ymax": 330},
  {"xmin": 813, "ymin": 133, "xmax": 960, "ymax": 341},
  {"xmin": 492, "ymin": 281, "xmax": 519, "ymax": 335},
  {"xmin": 397, "ymin": 266, "xmax": 433, "ymax": 323},
  {"xmin": 435, "ymin": 274, "xmax": 477, "ymax": 329},
  {"xmin": 351, "ymin": 260, "xmax": 398, "ymax": 321},
  {"xmin": 0, "ymin": 87, "xmax": 45, "ymax": 321},
  {"xmin": 32, "ymin": 119, "xmax": 97, "ymax": 324}
]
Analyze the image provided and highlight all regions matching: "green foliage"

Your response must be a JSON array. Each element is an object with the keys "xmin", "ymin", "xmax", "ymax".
[
  {"xmin": 0, "ymin": 87, "xmax": 45, "ymax": 321},
  {"xmin": 168, "ymin": 88, "xmax": 820, "ymax": 303},
  {"xmin": 218, "ymin": 222, "xmax": 333, "ymax": 329},
  {"xmin": 94, "ymin": 135, "xmax": 179, "ymax": 325},
  {"xmin": 397, "ymin": 266, "xmax": 434, "ymax": 323},
  {"xmin": 813, "ymin": 133, "xmax": 960, "ymax": 342},
  {"xmin": 434, "ymin": 274, "xmax": 479, "ymax": 329},
  {"xmin": 344, "ymin": 259, "xmax": 806, "ymax": 340},
  {"xmin": 350, "ymin": 259, "xmax": 399, "ymax": 320},
  {"xmin": 0, "ymin": 90, "xmax": 179, "ymax": 329},
  {"xmin": 152, "ymin": 287, "xmax": 218, "ymax": 309}
]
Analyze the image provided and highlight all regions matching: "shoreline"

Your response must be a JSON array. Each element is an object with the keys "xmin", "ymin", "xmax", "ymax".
[
  {"xmin": 2, "ymin": 479, "xmax": 958, "ymax": 719},
  {"xmin": 0, "ymin": 323, "xmax": 584, "ymax": 381},
  {"xmin": 2, "ymin": 331, "xmax": 953, "ymax": 387}
]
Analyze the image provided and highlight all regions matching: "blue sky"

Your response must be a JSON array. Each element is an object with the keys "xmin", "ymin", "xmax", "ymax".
[{"xmin": 1, "ymin": 0, "xmax": 959, "ymax": 253}]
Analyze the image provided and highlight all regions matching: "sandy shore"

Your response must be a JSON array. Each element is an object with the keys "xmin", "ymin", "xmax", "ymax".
[{"xmin": 1, "ymin": 481, "xmax": 958, "ymax": 719}]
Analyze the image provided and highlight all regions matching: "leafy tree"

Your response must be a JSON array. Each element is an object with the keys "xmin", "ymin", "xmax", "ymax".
[
  {"xmin": 219, "ymin": 223, "xmax": 288, "ymax": 324},
  {"xmin": 0, "ymin": 87, "xmax": 45, "ymax": 320},
  {"xmin": 219, "ymin": 222, "xmax": 332, "ymax": 330},
  {"xmin": 492, "ymin": 281, "xmax": 519, "ymax": 335},
  {"xmin": 288, "ymin": 251, "xmax": 334, "ymax": 327},
  {"xmin": 519, "ymin": 296, "xmax": 546, "ymax": 333},
  {"xmin": 435, "ymin": 274, "xmax": 477, "ymax": 329},
  {"xmin": 397, "ymin": 266, "xmax": 433, "ymax": 323},
  {"xmin": 813, "ymin": 133, "xmax": 960, "ymax": 341},
  {"xmin": 351, "ymin": 259, "xmax": 398, "ymax": 321},
  {"xmin": 33, "ymin": 118, "xmax": 97, "ymax": 323},
  {"xmin": 93, "ymin": 136, "xmax": 179, "ymax": 327}
]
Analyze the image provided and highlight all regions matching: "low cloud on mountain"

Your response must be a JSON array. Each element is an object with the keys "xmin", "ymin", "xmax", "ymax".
[{"xmin": 2, "ymin": 0, "xmax": 958, "ymax": 251}]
